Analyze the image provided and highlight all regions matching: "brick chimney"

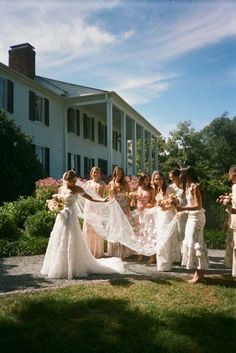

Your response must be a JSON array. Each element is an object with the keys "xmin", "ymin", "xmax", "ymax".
[{"xmin": 8, "ymin": 43, "xmax": 35, "ymax": 80}]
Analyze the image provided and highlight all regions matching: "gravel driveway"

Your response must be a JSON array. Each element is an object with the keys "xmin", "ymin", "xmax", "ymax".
[{"xmin": 0, "ymin": 250, "xmax": 233, "ymax": 296}]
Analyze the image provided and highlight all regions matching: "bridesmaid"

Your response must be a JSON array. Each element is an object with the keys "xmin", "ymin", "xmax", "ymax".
[
  {"xmin": 134, "ymin": 174, "xmax": 155, "ymax": 262},
  {"xmin": 152, "ymin": 171, "xmax": 176, "ymax": 271},
  {"xmin": 107, "ymin": 166, "xmax": 133, "ymax": 259},
  {"xmin": 177, "ymin": 166, "xmax": 209, "ymax": 283},
  {"xmin": 167, "ymin": 168, "xmax": 187, "ymax": 263},
  {"xmin": 83, "ymin": 167, "xmax": 105, "ymax": 258}
]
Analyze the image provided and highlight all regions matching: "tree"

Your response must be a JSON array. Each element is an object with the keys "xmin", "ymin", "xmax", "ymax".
[
  {"xmin": 0, "ymin": 110, "xmax": 43, "ymax": 202},
  {"xmin": 198, "ymin": 112, "xmax": 236, "ymax": 179}
]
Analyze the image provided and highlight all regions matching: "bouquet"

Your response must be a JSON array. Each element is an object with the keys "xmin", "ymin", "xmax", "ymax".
[
  {"xmin": 216, "ymin": 193, "xmax": 232, "ymax": 206},
  {"xmin": 46, "ymin": 194, "xmax": 65, "ymax": 214},
  {"xmin": 158, "ymin": 194, "xmax": 179, "ymax": 210}
]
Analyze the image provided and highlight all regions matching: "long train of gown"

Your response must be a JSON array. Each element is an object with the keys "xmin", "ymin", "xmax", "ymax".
[{"xmin": 41, "ymin": 191, "xmax": 124, "ymax": 279}]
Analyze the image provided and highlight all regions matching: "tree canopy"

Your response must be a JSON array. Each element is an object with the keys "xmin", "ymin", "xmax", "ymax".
[{"xmin": 0, "ymin": 110, "xmax": 43, "ymax": 202}]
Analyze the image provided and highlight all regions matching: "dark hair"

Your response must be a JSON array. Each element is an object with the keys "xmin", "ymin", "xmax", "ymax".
[
  {"xmin": 112, "ymin": 166, "xmax": 127, "ymax": 189},
  {"xmin": 63, "ymin": 170, "xmax": 77, "ymax": 181},
  {"xmin": 180, "ymin": 167, "xmax": 205, "ymax": 200},
  {"xmin": 180, "ymin": 166, "xmax": 199, "ymax": 185},
  {"xmin": 169, "ymin": 168, "xmax": 181, "ymax": 177},
  {"xmin": 151, "ymin": 171, "xmax": 167, "ymax": 195},
  {"xmin": 138, "ymin": 173, "xmax": 152, "ymax": 190}
]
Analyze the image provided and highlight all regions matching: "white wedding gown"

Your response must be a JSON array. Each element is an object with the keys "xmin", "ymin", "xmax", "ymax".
[{"xmin": 41, "ymin": 190, "xmax": 124, "ymax": 279}]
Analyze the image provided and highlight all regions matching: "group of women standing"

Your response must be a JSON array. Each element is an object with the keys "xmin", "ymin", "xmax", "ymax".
[
  {"xmin": 42, "ymin": 166, "xmax": 208, "ymax": 283},
  {"xmin": 81, "ymin": 165, "xmax": 209, "ymax": 283}
]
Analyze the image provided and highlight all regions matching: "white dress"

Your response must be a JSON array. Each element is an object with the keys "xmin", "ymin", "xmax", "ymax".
[
  {"xmin": 181, "ymin": 188, "xmax": 209, "ymax": 270},
  {"xmin": 41, "ymin": 189, "xmax": 124, "ymax": 279},
  {"xmin": 155, "ymin": 193, "xmax": 177, "ymax": 271},
  {"xmin": 167, "ymin": 184, "xmax": 186, "ymax": 262}
]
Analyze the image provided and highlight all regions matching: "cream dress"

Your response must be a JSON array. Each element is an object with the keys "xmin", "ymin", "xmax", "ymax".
[
  {"xmin": 167, "ymin": 184, "xmax": 186, "ymax": 263},
  {"xmin": 181, "ymin": 186, "xmax": 209, "ymax": 270}
]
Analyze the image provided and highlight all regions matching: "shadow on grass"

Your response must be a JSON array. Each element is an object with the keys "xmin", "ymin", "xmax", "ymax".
[
  {"xmin": 0, "ymin": 294, "xmax": 235, "ymax": 353},
  {"xmin": 0, "ymin": 258, "xmax": 52, "ymax": 294}
]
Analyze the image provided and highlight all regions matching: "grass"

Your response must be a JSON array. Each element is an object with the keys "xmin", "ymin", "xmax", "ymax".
[{"xmin": 0, "ymin": 278, "xmax": 235, "ymax": 353}]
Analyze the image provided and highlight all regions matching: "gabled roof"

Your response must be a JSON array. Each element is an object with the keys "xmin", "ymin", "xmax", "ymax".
[{"xmin": 36, "ymin": 76, "xmax": 107, "ymax": 97}]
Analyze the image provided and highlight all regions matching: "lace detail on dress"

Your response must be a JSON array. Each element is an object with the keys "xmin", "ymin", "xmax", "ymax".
[{"xmin": 41, "ymin": 189, "xmax": 124, "ymax": 279}]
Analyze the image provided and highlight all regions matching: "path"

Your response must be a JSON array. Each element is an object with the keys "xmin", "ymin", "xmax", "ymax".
[{"xmin": 0, "ymin": 250, "xmax": 233, "ymax": 296}]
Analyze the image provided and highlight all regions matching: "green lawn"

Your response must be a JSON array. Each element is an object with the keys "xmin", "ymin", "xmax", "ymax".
[{"xmin": 0, "ymin": 278, "xmax": 235, "ymax": 353}]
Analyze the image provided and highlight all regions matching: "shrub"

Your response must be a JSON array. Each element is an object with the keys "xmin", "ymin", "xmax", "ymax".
[
  {"xmin": 0, "ymin": 237, "xmax": 49, "ymax": 257},
  {"xmin": 204, "ymin": 228, "xmax": 226, "ymax": 249},
  {"xmin": 1, "ymin": 196, "xmax": 45, "ymax": 229},
  {"xmin": 24, "ymin": 210, "xmax": 55, "ymax": 238},
  {"xmin": 0, "ymin": 209, "xmax": 20, "ymax": 241}
]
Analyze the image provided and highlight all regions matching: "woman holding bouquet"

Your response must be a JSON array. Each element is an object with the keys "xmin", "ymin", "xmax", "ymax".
[
  {"xmin": 167, "ymin": 168, "xmax": 187, "ymax": 263},
  {"xmin": 133, "ymin": 173, "xmax": 155, "ymax": 262},
  {"xmin": 41, "ymin": 170, "xmax": 124, "ymax": 279},
  {"xmin": 107, "ymin": 166, "xmax": 133, "ymax": 259},
  {"xmin": 152, "ymin": 171, "xmax": 177, "ymax": 271},
  {"xmin": 83, "ymin": 167, "xmax": 105, "ymax": 258},
  {"xmin": 177, "ymin": 167, "xmax": 209, "ymax": 283}
]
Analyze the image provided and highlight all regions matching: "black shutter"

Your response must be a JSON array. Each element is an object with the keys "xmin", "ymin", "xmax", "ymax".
[
  {"xmin": 83, "ymin": 113, "xmax": 87, "ymax": 138},
  {"xmin": 44, "ymin": 98, "xmax": 49, "ymax": 126},
  {"xmin": 76, "ymin": 155, "xmax": 81, "ymax": 176},
  {"xmin": 84, "ymin": 157, "xmax": 88, "ymax": 178},
  {"xmin": 68, "ymin": 152, "xmax": 71, "ymax": 170},
  {"xmin": 29, "ymin": 91, "xmax": 36, "ymax": 120},
  {"xmin": 45, "ymin": 147, "xmax": 50, "ymax": 176},
  {"xmin": 67, "ymin": 108, "xmax": 72, "ymax": 132},
  {"xmin": 7, "ymin": 80, "xmax": 14, "ymax": 113},
  {"xmin": 76, "ymin": 110, "xmax": 80, "ymax": 136},
  {"xmin": 91, "ymin": 117, "xmax": 94, "ymax": 141},
  {"xmin": 98, "ymin": 122, "xmax": 101, "ymax": 144}
]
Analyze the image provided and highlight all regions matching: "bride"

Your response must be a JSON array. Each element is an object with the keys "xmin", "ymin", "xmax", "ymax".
[{"xmin": 41, "ymin": 170, "xmax": 124, "ymax": 279}]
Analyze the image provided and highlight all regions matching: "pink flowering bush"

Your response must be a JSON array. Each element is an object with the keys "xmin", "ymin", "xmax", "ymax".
[{"xmin": 35, "ymin": 177, "xmax": 63, "ymax": 201}]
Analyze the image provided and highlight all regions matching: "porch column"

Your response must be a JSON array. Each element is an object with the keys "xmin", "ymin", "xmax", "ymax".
[
  {"xmin": 106, "ymin": 100, "xmax": 113, "ymax": 175},
  {"xmin": 120, "ymin": 111, "xmax": 127, "ymax": 174},
  {"xmin": 141, "ymin": 127, "xmax": 145, "ymax": 172},
  {"xmin": 148, "ymin": 132, "xmax": 152, "ymax": 175},
  {"xmin": 132, "ymin": 119, "xmax": 137, "ymax": 175},
  {"xmin": 154, "ymin": 138, "xmax": 158, "ymax": 171}
]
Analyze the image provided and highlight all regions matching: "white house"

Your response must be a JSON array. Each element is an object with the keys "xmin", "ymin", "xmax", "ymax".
[{"xmin": 0, "ymin": 43, "xmax": 160, "ymax": 179}]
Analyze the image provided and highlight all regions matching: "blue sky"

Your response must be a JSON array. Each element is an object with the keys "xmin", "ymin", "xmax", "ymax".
[{"xmin": 0, "ymin": 0, "xmax": 235, "ymax": 137}]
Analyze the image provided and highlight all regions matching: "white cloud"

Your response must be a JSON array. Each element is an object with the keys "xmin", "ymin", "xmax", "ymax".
[
  {"xmin": 122, "ymin": 30, "xmax": 136, "ymax": 40},
  {"xmin": 1, "ymin": 0, "xmax": 236, "ymax": 110}
]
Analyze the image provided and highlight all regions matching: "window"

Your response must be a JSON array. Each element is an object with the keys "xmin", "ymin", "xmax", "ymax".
[
  {"xmin": 68, "ymin": 153, "xmax": 81, "ymax": 176},
  {"xmin": 0, "ymin": 77, "xmax": 14, "ymax": 113},
  {"xmin": 29, "ymin": 91, "xmax": 49, "ymax": 125},
  {"xmin": 84, "ymin": 157, "xmax": 95, "ymax": 178},
  {"xmin": 34, "ymin": 145, "xmax": 50, "ymax": 175},
  {"xmin": 98, "ymin": 122, "xmax": 107, "ymax": 146},
  {"xmin": 98, "ymin": 158, "xmax": 108, "ymax": 176},
  {"xmin": 83, "ymin": 113, "xmax": 94, "ymax": 141},
  {"xmin": 67, "ymin": 108, "xmax": 80, "ymax": 135}
]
